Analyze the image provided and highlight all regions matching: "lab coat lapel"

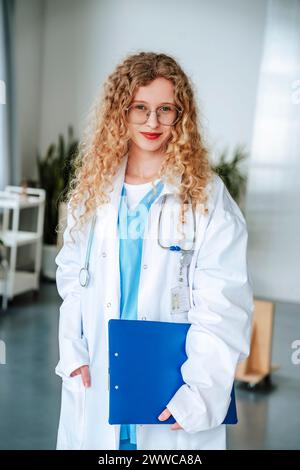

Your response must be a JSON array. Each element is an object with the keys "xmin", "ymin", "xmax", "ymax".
[{"xmin": 94, "ymin": 154, "xmax": 129, "ymax": 328}]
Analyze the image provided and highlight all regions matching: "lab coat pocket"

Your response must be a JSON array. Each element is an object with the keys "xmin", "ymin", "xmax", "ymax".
[{"xmin": 61, "ymin": 374, "xmax": 86, "ymax": 449}]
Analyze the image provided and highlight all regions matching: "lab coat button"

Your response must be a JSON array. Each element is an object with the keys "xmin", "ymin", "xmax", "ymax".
[
  {"xmin": 143, "ymin": 264, "xmax": 148, "ymax": 269},
  {"xmin": 101, "ymin": 251, "xmax": 107, "ymax": 258},
  {"xmin": 106, "ymin": 302, "xmax": 111, "ymax": 308}
]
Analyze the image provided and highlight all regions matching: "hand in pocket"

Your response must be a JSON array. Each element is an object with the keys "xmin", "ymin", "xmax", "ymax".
[{"xmin": 70, "ymin": 365, "xmax": 91, "ymax": 387}]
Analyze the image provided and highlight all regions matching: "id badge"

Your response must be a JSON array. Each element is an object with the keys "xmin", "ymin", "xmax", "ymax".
[{"xmin": 171, "ymin": 285, "xmax": 191, "ymax": 314}]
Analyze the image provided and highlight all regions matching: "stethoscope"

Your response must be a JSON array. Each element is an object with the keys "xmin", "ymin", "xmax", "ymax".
[
  {"xmin": 79, "ymin": 194, "xmax": 196, "ymax": 288},
  {"xmin": 158, "ymin": 193, "xmax": 196, "ymax": 270},
  {"xmin": 78, "ymin": 213, "xmax": 97, "ymax": 287}
]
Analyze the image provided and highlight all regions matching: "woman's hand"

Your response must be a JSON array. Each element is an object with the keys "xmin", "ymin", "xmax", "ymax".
[
  {"xmin": 70, "ymin": 364, "xmax": 91, "ymax": 387},
  {"xmin": 158, "ymin": 408, "xmax": 183, "ymax": 430}
]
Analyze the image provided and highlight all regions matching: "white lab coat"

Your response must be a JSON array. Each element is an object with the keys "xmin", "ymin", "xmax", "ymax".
[{"xmin": 54, "ymin": 153, "xmax": 254, "ymax": 450}]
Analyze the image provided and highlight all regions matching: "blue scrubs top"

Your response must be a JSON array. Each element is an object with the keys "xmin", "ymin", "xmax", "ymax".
[{"xmin": 117, "ymin": 179, "xmax": 164, "ymax": 445}]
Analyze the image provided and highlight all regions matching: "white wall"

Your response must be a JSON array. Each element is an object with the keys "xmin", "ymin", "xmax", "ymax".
[
  {"xmin": 37, "ymin": 0, "xmax": 267, "ymax": 158},
  {"xmin": 245, "ymin": 0, "xmax": 300, "ymax": 303},
  {"xmin": 15, "ymin": 0, "xmax": 45, "ymax": 181},
  {"xmin": 0, "ymin": 0, "xmax": 8, "ymax": 189}
]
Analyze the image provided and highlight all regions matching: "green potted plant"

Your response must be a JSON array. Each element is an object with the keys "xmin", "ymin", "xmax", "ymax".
[
  {"xmin": 37, "ymin": 125, "xmax": 79, "ymax": 279},
  {"xmin": 0, "ymin": 238, "xmax": 5, "ymax": 265},
  {"xmin": 212, "ymin": 144, "xmax": 248, "ymax": 214}
]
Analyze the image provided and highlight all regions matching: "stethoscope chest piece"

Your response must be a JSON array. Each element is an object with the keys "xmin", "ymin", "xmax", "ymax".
[
  {"xmin": 79, "ymin": 267, "xmax": 90, "ymax": 287},
  {"xmin": 79, "ymin": 213, "xmax": 97, "ymax": 288},
  {"xmin": 179, "ymin": 251, "xmax": 193, "ymax": 266}
]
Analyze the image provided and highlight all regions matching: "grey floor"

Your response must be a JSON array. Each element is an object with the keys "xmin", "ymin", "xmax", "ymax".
[{"xmin": 0, "ymin": 282, "xmax": 299, "ymax": 450}]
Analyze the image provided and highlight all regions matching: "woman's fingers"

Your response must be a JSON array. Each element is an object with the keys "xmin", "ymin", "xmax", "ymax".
[
  {"xmin": 158, "ymin": 408, "xmax": 171, "ymax": 421},
  {"xmin": 81, "ymin": 365, "xmax": 91, "ymax": 387},
  {"xmin": 158, "ymin": 407, "xmax": 183, "ymax": 429},
  {"xmin": 70, "ymin": 367, "xmax": 81, "ymax": 377},
  {"xmin": 70, "ymin": 365, "xmax": 91, "ymax": 387},
  {"xmin": 170, "ymin": 422, "xmax": 182, "ymax": 430}
]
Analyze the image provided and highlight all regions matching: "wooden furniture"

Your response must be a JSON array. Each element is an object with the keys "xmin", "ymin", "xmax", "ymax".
[{"xmin": 235, "ymin": 299, "xmax": 279, "ymax": 387}]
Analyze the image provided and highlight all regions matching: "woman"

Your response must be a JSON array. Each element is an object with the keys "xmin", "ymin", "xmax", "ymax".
[{"xmin": 54, "ymin": 52, "xmax": 254, "ymax": 450}]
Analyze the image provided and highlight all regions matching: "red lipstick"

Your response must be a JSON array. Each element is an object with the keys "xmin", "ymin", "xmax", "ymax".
[{"xmin": 140, "ymin": 132, "xmax": 162, "ymax": 140}]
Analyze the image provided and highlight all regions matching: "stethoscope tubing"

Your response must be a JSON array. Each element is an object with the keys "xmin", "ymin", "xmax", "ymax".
[{"xmin": 79, "ymin": 195, "xmax": 196, "ymax": 287}]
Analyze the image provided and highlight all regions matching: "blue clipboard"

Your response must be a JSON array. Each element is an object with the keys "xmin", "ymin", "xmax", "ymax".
[{"xmin": 108, "ymin": 319, "xmax": 238, "ymax": 425}]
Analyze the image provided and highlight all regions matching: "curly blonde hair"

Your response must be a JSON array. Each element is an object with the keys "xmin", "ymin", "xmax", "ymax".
[{"xmin": 62, "ymin": 51, "xmax": 215, "ymax": 242}]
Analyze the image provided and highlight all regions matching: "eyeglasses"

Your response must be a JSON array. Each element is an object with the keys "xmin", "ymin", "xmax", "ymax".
[{"xmin": 124, "ymin": 102, "xmax": 182, "ymax": 126}]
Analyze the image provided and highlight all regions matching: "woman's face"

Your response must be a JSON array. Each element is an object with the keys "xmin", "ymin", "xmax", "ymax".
[{"xmin": 126, "ymin": 77, "xmax": 175, "ymax": 152}]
